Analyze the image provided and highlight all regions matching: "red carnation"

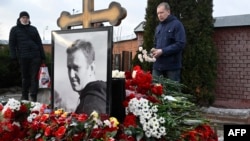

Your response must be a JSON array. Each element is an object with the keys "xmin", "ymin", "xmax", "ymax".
[
  {"xmin": 55, "ymin": 126, "xmax": 66, "ymax": 139},
  {"xmin": 3, "ymin": 108, "xmax": 14, "ymax": 119},
  {"xmin": 44, "ymin": 126, "xmax": 52, "ymax": 136},
  {"xmin": 19, "ymin": 104, "xmax": 28, "ymax": 113},
  {"xmin": 77, "ymin": 113, "xmax": 88, "ymax": 122},
  {"xmin": 123, "ymin": 113, "xmax": 137, "ymax": 127},
  {"xmin": 151, "ymin": 84, "xmax": 163, "ymax": 95}
]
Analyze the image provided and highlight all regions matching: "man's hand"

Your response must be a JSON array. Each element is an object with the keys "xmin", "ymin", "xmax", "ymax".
[{"xmin": 151, "ymin": 48, "xmax": 162, "ymax": 58}]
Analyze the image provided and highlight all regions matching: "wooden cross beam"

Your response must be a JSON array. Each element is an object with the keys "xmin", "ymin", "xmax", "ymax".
[{"xmin": 57, "ymin": 0, "xmax": 127, "ymax": 29}]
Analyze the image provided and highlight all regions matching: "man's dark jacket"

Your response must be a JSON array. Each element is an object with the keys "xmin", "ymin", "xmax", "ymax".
[
  {"xmin": 153, "ymin": 15, "xmax": 186, "ymax": 71},
  {"xmin": 75, "ymin": 81, "xmax": 107, "ymax": 115},
  {"xmin": 9, "ymin": 19, "xmax": 45, "ymax": 60}
]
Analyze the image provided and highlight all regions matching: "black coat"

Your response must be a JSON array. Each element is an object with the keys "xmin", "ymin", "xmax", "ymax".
[
  {"xmin": 75, "ymin": 80, "xmax": 107, "ymax": 115},
  {"xmin": 9, "ymin": 19, "xmax": 45, "ymax": 60}
]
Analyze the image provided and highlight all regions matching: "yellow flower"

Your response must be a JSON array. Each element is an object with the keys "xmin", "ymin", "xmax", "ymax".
[
  {"xmin": 54, "ymin": 109, "xmax": 64, "ymax": 115},
  {"xmin": 61, "ymin": 112, "xmax": 68, "ymax": 118},
  {"xmin": 109, "ymin": 117, "xmax": 119, "ymax": 127},
  {"xmin": 90, "ymin": 111, "xmax": 99, "ymax": 119}
]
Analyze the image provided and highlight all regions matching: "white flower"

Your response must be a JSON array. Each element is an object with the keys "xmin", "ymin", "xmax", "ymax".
[
  {"xmin": 139, "ymin": 58, "xmax": 144, "ymax": 62},
  {"xmin": 142, "ymin": 49, "xmax": 147, "ymax": 55},
  {"xmin": 112, "ymin": 70, "xmax": 125, "ymax": 78},
  {"xmin": 155, "ymin": 132, "xmax": 162, "ymax": 139},
  {"xmin": 148, "ymin": 117, "xmax": 159, "ymax": 128},
  {"xmin": 141, "ymin": 110, "xmax": 152, "ymax": 120},
  {"xmin": 138, "ymin": 46, "xmax": 143, "ymax": 52},
  {"xmin": 140, "ymin": 117, "xmax": 147, "ymax": 124},
  {"xmin": 104, "ymin": 119, "xmax": 111, "ymax": 127},
  {"xmin": 145, "ymin": 130, "xmax": 152, "ymax": 138},
  {"xmin": 138, "ymin": 54, "xmax": 144, "ymax": 63},
  {"xmin": 164, "ymin": 95, "xmax": 177, "ymax": 101},
  {"xmin": 151, "ymin": 105, "xmax": 158, "ymax": 112},
  {"xmin": 13, "ymin": 122, "xmax": 20, "ymax": 127},
  {"xmin": 27, "ymin": 116, "xmax": 33, "ymax": 122},
  {"xmin": 138, "ymin": 53, "xmax": 142, "ymax": 59},
  {"xmin": 70, "ymin": 121, "xmax": 78, "ymax": 126},
  {"xmin": 27, "ymin": 113, "xmax": 38, "ymax": 122},
  {"xmin": 159, "ymin": 127, "xmax": 166, "ymax": 135},
  {"xmin": 137, "ymin": 47, "xmax": 156, "ymax": 63},
  {"xmin": 2, "ymin": 98, "xmax": 21, "ymax": 113},
  {"xmin": 158, "ymin": 117, "xmax": 165, "ymax": 124},
  {"xmin": 127, "ymin": 97, "xmax": 167, "ymax": 138},
  {"xmin": 150, "ymin": 128, "xmax": 158, "ymax": 137},
  {"xmin": 31, "ymin": 102, "xmax": 43, "ymax": 112}
]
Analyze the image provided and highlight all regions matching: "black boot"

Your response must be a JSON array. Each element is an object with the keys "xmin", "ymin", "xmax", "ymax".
[
  {"xmin": 20, "ymin": 95, "xmax": 29, "ymax": 101},
  {"xmin": 30, "ymin": 95, "xmax": 37, "ymax": 102}
]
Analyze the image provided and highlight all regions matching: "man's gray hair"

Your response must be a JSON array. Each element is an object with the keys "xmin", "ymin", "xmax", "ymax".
[{"xmin": 158, "ymin": 2, "xmax": 171, "ymax": 10}]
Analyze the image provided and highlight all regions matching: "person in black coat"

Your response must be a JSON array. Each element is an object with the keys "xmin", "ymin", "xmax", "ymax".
[
  {"xmin": 66, "ymin": 39, "xmax": 106, "ymax": 115},
  {"xmin": 9, "ymin": 11, "xmax": 45, "ymax": 102}
]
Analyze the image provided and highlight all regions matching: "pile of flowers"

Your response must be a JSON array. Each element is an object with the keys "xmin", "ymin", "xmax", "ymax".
[
  {"xmin": 0, "ymin": 99, "xmax": 119, "ymax": 140},
  {"xmin": 119, "ymin": 65, "xmax": 218, "ymax": 141},
  {"xmin": 0, "ymin": 65, "xmax": 218, "ymax": 141}
]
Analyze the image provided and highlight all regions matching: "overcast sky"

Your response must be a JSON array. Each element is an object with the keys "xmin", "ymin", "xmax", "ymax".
[{"xmin": 1, "ymin": 0, "xmax": 250, "ymax": 41}]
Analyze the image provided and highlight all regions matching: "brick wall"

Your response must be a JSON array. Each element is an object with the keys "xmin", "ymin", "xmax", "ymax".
[
  {"xmin": 113, "ymin": 32, "xmax": 144, "ymax": 59},
  {"xmin": 213, "ymin": 26, "xmax": 250, "ymax": 108},
  {"xmin": 113, "ymin": 38, "xmax": 139, "ymax": 59},
  {"xmin": 113, "ymin": 35, "xmax": 143, "ymax": 71}
]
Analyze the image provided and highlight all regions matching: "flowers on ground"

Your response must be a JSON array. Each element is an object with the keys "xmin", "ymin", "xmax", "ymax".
[
  {"xmin": 0, "ymin": 99, "xmax": 119, "ymax": 141},
  {"xmin": 120, "ymin": 65, "xmax": 218, "ymax": 141},
  {"xmin": 0, "ymin": 65, "xmax": 218, "ymax": 141}
]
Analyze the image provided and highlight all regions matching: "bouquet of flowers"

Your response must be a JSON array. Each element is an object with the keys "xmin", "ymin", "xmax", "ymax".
[{"xmin": 116, "ymin": 65, "xmax": 218, "ymax": 141}]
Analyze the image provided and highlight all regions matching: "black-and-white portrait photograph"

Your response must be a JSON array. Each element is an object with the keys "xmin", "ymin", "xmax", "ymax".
[{"xmin": 52, "ymin": 27, "xmax": 112, "ymax": 115}]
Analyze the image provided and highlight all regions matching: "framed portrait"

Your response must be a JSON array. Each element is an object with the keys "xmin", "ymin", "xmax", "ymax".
[{"xmin": 51, "ymin": 26, "xmax": 113, "ymax": 115}]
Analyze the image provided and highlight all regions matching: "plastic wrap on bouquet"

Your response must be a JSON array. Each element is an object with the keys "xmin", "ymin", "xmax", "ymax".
[{"xmin": 111, "ymin": 78, "xmax": 125, "ymax": 122}]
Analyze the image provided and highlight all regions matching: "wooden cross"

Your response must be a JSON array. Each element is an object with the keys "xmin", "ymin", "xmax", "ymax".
[{"xmin": 57, "ymin": 0, "xmax": 127, "ymax": 29}]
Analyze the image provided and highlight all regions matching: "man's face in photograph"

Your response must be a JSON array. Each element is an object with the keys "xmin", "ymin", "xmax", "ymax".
[{"xmin": 67, "ymin": 50, "xmax": 92, "ymax": 92}]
